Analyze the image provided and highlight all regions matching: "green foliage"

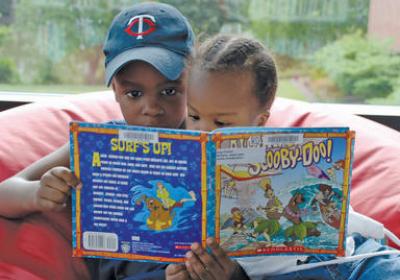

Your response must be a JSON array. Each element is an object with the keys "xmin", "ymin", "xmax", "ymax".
[
  {"xmin": 6, "ymin": 0, "xmax": 125, "ymax": 84},
  {"xmin": 0, "ymin": 58, "xmax": 17, "ymax": 83},
  {"xmin": 4, "ymin": 0, "xmax": 248, "ymax": 85},
  {"xmin": 367, "ymin": 77, "xmax": 400, "ymax": 105},
  {"xmin": 366, "ymin": 91, "xmax": 400, "ymax": 106},
  {"xmin": 13, "ymin": 0, "xmax": 117, "ymax": 53},
  {"xmin": 312, "ymin": 31, "xmax": 400, "ymax": 100},
  {"xmin": 0, "ymin": 26, "xmax": 17, "ymax": 83},
  {"xmin": 34, "ymin": 58, "xmax": 61, "ymax": 84},
  {"xmin": 162, "ymin": 0, "xmax": 249, "ymax": 38},
  {"xmin": 0, "ymin": 26, "xmax": 11, "ymax": 46},
  {"xmin": 0, "ymin": 0, "xmax": 14, "ymax": 24},
  {"xmin": 249, "ymin": 0, "xmax": 370, "ymax": 58}
]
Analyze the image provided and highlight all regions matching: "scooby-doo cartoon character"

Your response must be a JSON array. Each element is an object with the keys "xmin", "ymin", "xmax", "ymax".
[
  {"xmin": 135, "ymin": 195, "xmax": 173, "ymax": 231},
  {"xmin": 135, "ymin": 183, "xmax": 197, "ymax": 231}
]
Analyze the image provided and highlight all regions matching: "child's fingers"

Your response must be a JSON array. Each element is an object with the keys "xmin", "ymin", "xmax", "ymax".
[
  {"xmin": 41, "ymin": 171, "xmax": 71, "ymax": 195},
  {"xmin": 206, "ymin": 237, "xmax": 236, "ymax": 274},
  {"xmin": 37, "ymin": 197, "xmax": 66, "ymax": 212},
  {"xmin": 185, "ymin": 259, "xmax": 204, "ymax": 280},
  {"xmin": 166, "ymin": 264, "xmax": 185, "ymax": 276},
  {"xmin": 50, "ymin": 167, "xmax": 81, "ymax": 189},
  {"xmin": 38, "ymin": 183, "xmax": 69, "ymax": 204},
  {"xmin": 184, "ymin": 261, "xmax": 198, "ymax": 280},
  {"xmin": 166, "ymin": 264, "xmax": 189, "ymax": 279},
  {"xmin": 185, "ymin": 250, "xmax": 216, "ymax": 280},
  {"xmin": 190, "ymin": 242, "xmax": 224, "ymax": 276}
]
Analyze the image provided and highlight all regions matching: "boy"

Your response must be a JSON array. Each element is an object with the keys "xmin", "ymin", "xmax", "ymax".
[{"xmin": 0, "ymin": 2, "xmax": 195, "ymax": 279}]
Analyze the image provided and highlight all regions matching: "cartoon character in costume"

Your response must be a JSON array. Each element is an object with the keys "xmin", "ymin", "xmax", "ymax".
[
  {"xmin": 252, "ymin": 178, "xmax": 283, "ymax": 242},
  {"xmin": 230, "ymin": 207, "xmax": 246, "ymax": 234},
  {"xmin": 283, "ymin": 192, "xmax": 320, "ymax": 246},
  {"xmin": 311, "ymin": 184, "xmax": 340, "ymax": 208},
  {"xmin": 307, "ymin": 164, "xmax": 330, "ymax": 180},
  {"xmin": 156, "ymin": 181, "xmax": 196, "ymax": 210},
  {"xmin": 251, "ymin": 217, "xmax": 279, "ymax": 244},
  {"xmin": 222, "ymin": 179, "xmax": 238, "ymax": 199},
  {"xmin": 257, "ymin": 178, "xmax": 283, "ymax": 220},
  {"xmin": 311, "ymin": 184, "xmax": 341, "ymax": 228},
  {"xmin": 333, "ymin": 159, "xmax": 345, "ymax": 170}
]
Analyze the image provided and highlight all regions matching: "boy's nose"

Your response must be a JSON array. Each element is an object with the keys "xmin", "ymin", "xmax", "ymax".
[{"xmin": 142, "ymin": 98, "xmax": 164, "ymax": 116}]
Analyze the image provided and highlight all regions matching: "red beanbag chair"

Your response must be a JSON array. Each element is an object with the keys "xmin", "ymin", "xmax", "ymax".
[
  {"xmin": 0, "ymin": 93, "xmax": 398, "ymax": 279},
  {"xmin": 0, "ymin": 92, "xmax": 121, "ymax": 279}
]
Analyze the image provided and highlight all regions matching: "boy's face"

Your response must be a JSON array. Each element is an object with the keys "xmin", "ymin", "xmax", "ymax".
[
  {"xmin": 186, "ymin": 70, "xmax": 269, "ymax": 131},
  {"xmin": 112, "ymin": 61, "xmax": 186, "ymax": 128}
]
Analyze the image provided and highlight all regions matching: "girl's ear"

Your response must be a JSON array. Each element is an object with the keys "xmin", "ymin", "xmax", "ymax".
[{"xmin": 256, "ymin": 110, "xmax": 270, "ymax": 127}]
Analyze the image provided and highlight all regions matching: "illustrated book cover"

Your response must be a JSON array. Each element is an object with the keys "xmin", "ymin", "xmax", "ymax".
[{"xmin": 70, "ymin": 121, "xmax": 355, "ymax": 262}]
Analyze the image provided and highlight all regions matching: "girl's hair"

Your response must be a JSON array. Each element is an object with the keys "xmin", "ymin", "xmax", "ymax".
[{"xmin": 190, "ymin": 34, "xmax": 278, "ymax": 107}]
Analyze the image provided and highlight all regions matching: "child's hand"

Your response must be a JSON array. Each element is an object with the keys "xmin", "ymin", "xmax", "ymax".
[
  {"xmin": 166, "ymin": 264, "xmax": 190, "ymax": 280},
  {"xmin": 185, "ymin": 237, "xmax": 249, "ymax": 280},
  {"xmin": 35, "ymin": 166, "xmax": 81, "ymax": 212}
]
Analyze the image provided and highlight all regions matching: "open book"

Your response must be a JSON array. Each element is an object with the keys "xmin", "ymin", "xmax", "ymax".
[{"xmin": 70, "ymin": 121, "xmax": 354, "ymax": 262}]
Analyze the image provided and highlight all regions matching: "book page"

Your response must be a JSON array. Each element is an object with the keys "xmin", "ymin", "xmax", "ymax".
[
  {"xmin": 213, "ymin": 127, "xmax": 354, "ymax": 257},
  {"xmin": 70, "ymin": 122, "xmax": 208, "ymax": 262}
]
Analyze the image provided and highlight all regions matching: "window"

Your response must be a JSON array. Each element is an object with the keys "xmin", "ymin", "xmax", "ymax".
[{"xmin": 0, "ymin": 0, "xmax": 399, "ymax": 107}]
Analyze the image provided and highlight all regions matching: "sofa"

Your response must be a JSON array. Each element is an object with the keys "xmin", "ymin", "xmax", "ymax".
[{"xmin": 0, "ymin": 92, "xmax": 399, "ymax": 279}]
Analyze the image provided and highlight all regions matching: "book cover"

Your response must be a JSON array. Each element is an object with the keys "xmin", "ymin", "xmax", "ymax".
[{"xmin": 70, "ymin": 122, "xmax": 354, "ymax": 262}]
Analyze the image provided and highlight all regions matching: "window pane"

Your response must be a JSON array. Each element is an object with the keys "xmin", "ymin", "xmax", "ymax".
[{"xmin": 0, "ymin": 0, "xmax": 399, "ymax": 106}]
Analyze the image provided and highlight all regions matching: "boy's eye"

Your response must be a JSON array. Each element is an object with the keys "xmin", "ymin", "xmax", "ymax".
[
  {"xmin": 188, "ymin": 114, "xmax": 200, "ymax": 121},
  {"xmin": 126, "ymin": 90, "xmax": 143, "ymax": 98},
  {"xmin": 214, "ymin": 120, "xmax": 230, "ymax": 127},
  {"xmin": 161, "ymin": 88, "xmax": 177, "ymax": 96}
]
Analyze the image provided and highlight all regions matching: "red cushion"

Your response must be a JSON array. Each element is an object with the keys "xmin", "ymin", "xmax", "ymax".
[
  {"xmin": 0, "ymin": 92, "xmax": 122, "ymax": 182},
  {"xmin": 0, "ymin": 92, "xmax": 121, "ymax": 279},
  {"xmin": 268, "ymin": 98, "xmax": 400, "ymax": 247}
]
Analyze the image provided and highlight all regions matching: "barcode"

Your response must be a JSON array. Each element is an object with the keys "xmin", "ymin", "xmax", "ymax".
[
  {"xmin": 119, "ymin": 130, "xmax": 159, "ymax": 143},
  {"xmin": 263, "ymin": 134, "xmax": 303, "ymax": 145},
  {"xmin": 83, "ymin": 231, "xmax": 118, "ymax": 251}
]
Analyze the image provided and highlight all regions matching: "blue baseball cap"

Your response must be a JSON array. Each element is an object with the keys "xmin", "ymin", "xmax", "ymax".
[{"xmin": 103, "ymin": 2, "xmax": 195, "ymax": 86}]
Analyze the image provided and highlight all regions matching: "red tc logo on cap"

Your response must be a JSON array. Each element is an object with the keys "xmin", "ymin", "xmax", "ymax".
[{"xmin": 125, "ymin": 15, "xmax": 156, "ymax": 39}]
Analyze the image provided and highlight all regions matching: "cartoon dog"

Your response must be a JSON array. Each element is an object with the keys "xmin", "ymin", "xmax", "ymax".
[{"xmin": 136, "ymin": 195, "xmax": 173, "ymax": 231}]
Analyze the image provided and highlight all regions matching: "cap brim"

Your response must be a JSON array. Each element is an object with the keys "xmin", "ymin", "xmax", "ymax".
[{"xmin": 105, "ymin": 47, "xmax": 185, "ymax": 86}]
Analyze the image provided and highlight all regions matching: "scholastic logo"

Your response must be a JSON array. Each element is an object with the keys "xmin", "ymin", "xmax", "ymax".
[
  {"xmin": 124, "ymin": 15, "xmax": 156, "ymax": 39},
  {"xmin": 175, "ymin": 245, "xmax": 191, "ymax": 250}
]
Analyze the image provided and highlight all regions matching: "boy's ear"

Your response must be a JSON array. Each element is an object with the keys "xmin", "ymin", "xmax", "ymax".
[
  {"xmin": 256, "ymin": 111, "xmax": 270, "ymax": 127},
  {"xmin": 111, "ymin": 79, "xmax": 121, "ymax": 103}
]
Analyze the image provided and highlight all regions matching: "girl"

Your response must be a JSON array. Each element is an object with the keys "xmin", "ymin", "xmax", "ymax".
[
  {"xmin": 167, "ymin": 34, "xmax": 277, "ymax": 280},
  {"xmin": 166, "ymin": 34, "xmax": 400, "ymax": 280}
]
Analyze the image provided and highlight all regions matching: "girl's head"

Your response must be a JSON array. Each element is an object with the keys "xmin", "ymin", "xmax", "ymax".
[
  {"xmin": 187, "ymin": 35, "xmax": 278, "ymax": 131},
  {"xmin": 103, "ymin": 2, "xmax": 194, "ymax": 128}
]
